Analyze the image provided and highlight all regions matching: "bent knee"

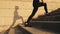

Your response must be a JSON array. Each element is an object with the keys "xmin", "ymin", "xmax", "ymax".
[
  {"xmin": 44, "ymin": 3, "xmax": 47, "ymax": 5},
  {"xmin": 43, "ymin": 3, "xmax": 47, "ymax": 6}
]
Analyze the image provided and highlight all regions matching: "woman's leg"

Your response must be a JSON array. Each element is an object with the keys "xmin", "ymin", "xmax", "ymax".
[
  {"xmin": 25, "ymin": 7, "xmax": 38, "ymax": 26},
  {"xmin": 39, "ymin": 3, "xmax": 48, "ymax": 14}
]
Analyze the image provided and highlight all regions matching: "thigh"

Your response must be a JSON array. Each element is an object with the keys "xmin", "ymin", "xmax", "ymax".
[{"xmin": 38, "ymin": 2, "xmax": 46, "ymax": 7}]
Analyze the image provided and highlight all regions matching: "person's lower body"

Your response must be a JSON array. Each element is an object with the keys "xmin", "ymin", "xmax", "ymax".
[
  {"xmin": 24, "ymin": 3, "xmax": 48, "ymax": 27},
  {"xmin": 24, "ymin": 7, "xmax": 38, "ymax": 27},
  {"xmin": 39, "ymin": 3, "xmax": 48, "ymax": 14}
]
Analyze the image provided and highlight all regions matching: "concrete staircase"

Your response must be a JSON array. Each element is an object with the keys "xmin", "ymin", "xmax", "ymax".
[{"xmin": 32, "ymin": 8, "xmax": 60, "ymax": 21}]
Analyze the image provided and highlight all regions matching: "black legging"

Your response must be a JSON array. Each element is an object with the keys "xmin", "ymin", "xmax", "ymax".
[{"xmin": 27, "ymin": 3, "xmax": 48, "ymax": 23}]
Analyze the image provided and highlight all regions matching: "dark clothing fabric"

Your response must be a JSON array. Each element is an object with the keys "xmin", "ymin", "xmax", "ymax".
[
  {"xmin": 33, "ymin": 0, "xmax": 39, "ymax": 7},
  {"xmin": 26, "ymin": 0, "xmax": 48, "ymax": 23}
]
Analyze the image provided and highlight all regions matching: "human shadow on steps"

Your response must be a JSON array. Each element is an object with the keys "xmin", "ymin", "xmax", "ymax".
[{"xmin": 4, "ymin": 6, "xmax": 30, "ymax": 34}]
